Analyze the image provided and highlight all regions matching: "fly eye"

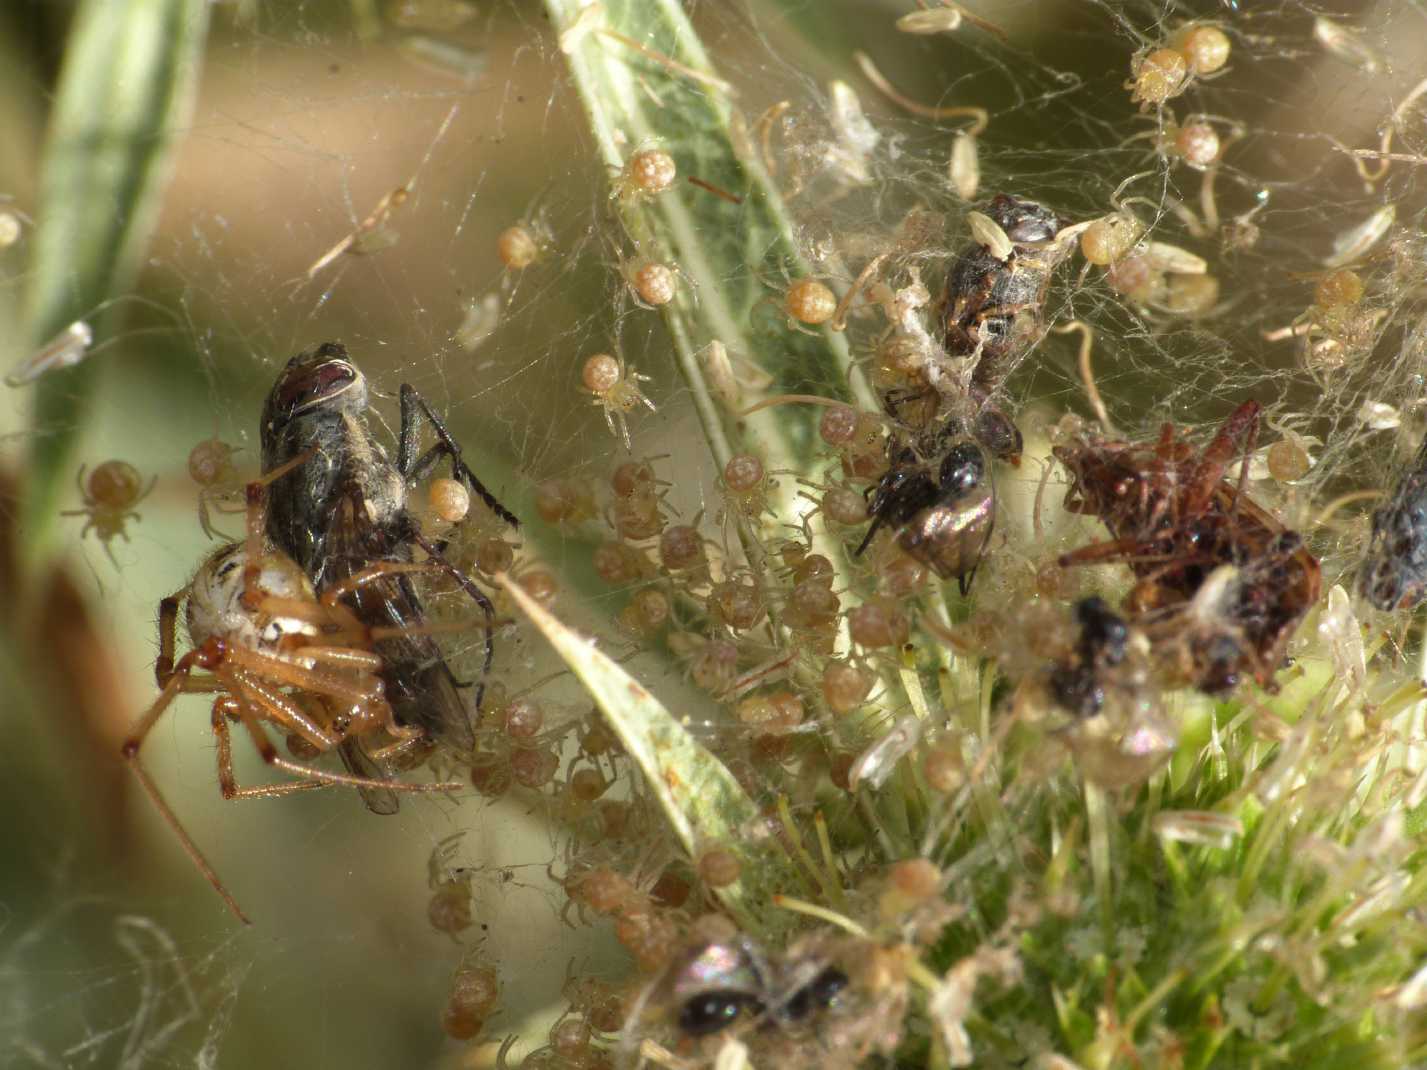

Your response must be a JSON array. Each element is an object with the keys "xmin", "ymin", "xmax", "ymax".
[
  {"xmin": 678, "ymin": 991, "xmax": 759, "ymax": 1036},
  {"xmin": 275, "ymin": 358, "xmax": 357, "ymax": 415}
]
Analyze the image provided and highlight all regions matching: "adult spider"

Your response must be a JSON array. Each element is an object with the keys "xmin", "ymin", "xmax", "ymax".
[
  {"xmin": 260, "ymin": 343, "xmax": 518, "ymax": 790},
  {"xmin": 1055, "ymin": 401, "xmax": 1321, "ymax": 694},
  {"xmin": 855, "ymin": 425, "xmax": 995, "ymax": 595},
  {"xmin": 123, "ymin": 488, "xmax": 465, "ymax": 922}
]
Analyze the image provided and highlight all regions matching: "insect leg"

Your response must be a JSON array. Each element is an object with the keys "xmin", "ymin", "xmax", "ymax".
[
  {"xmin": 410, "ymin": 529, "xmax": 496, "ymax": 711},
  {"xmin": 398, "ymin": 384, "xmax": 519, "ymax": 528}
]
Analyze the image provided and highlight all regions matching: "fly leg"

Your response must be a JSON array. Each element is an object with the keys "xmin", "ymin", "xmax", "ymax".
[
  {"xmin": 409, "ymin": 529, "xmax": 497, "ymax": 712},
  {"xmin": 397, "ymin": 384, "xmax": 519, "ymax": 528}
]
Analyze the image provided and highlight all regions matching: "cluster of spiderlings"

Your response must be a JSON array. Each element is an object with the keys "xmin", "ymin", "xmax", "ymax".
[
  {"xmin": 463, "ymin": 685, "xmax": 577, "ymax": 798},
  {"xmin": 781, "ymin": 548, "xmax": 842, "ymax": 649},
  {"xmin": 345, "ymin": 6, "xmax": 1427, "ymax": 1067},
  {"xmin": 1128, "ymin": 22, "xmax": 1230, "ymax": 108},
  {"xmin": 563, "ymin": 866, "xmax": 681, "ymax": 972}
]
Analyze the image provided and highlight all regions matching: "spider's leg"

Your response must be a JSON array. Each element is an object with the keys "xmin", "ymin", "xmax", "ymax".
[
  {"xmin": 211, "ymin": 696, "xmax": 327, "ymax": 801},
  {"xmin": 121, "ymin": 657, "xmax": 250, "ymax": 924},
  {"xmin": 154, "ymin": 592, "xmax": 187, "ymax": 688},
  {"xmin": 225, "ymin": 671, "xmax": 460, "ymax": 796}
]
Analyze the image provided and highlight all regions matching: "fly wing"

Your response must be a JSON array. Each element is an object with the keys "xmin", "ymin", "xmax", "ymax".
[
  {"xmin": 325, "ymin": 494, "xmax": 478, "ymax": 754},
  {"xmin": 337, "ymin": 739, "xmax": 400, "ymax": 816},
  {"xmin": 260, "ymin": 410, "xmax": 347, "ymax": 584}
]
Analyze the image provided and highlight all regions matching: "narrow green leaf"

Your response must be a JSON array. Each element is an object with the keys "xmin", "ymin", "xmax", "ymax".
[
  {"xmin": 544, "ymin": 0, "xmax": 878, "ymax": 530},
  {"xmin": 21, "ymin": 0, "xmax": 209, "ymax": 559},
  {"xmin": 498, "ymin": 573, "xmax": 808, "ymax": 937},
  {"xmin": 543, "ymin": 0, "xmax": 926, "ymax": 751}
]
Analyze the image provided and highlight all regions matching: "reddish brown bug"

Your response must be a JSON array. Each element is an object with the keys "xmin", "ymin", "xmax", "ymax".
[{"xmin": 1054, "ymin": 400, "xmax": 1321, "ymax": 694}]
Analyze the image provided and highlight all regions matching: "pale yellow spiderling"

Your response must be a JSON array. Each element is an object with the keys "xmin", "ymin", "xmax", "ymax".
[
  {"xmin": 187, "ymin": 438, "xmax": 243, "ymax": 540},
  {"xmin": 427, "ymin": 478, "xmax": 471, "ymax": 523},
  {"xmin": 628, "ymin": 260, "xmax": 678, "ymax": 307},
  {"xmin": 1078, "ymin": 212, "xmax": 1143, "ymax": 266},
  {"xmin": 1162, "ymin": 272, "xmax": 1220, "ymax": 316},
  {"xmin": 62, "ymin": 459, "xmax": 158, "ymax": 564},
  {"xmin": 582, "ymin": 352, "xmax": 656, "ymax": 449},
  {"xmin": 1128, "ymin": 48, "xmax": 1189, "ymax": 108},
  {"xmin": 1171, "ymin": 121, "xmax": 1221, "ymax": 168},
  {"xmin": 622, "ymin": 148, "xmax": 676, "ymax": 196},
  {"xmin": 783, "ymin": 278, "xmax": 837, "ymax": 326},
  {"xmin": 497, "ymin": 225, "xmax": 541, "ymax": 269},
  {"xmin": 1169, "ymin": 24, "xmax": 1231, "ymax": 76}
]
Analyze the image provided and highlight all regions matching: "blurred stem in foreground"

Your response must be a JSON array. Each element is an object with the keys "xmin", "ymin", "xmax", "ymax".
[{"xmin": 20, "ymin": 0, "xmax": 208, "ymax": 574}]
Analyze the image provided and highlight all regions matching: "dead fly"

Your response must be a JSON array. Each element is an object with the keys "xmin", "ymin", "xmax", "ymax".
[
  {"xmin": 260, "ymin": 342, "xmax": 518, "ymax": 810},
  {"xmin": 878, "ymin": 193, "xmax": 1067, "ymax": 462},
  {"xmin": 1055, "ymin": 400, "xmax": 1321, "ymax": 694},
  {"xmin": 1360, "ymin": 434, "xmax": 1427, "ymax": 611},
  {"xmin": 856, "ymin": 425, "xmax": 995, "ymax": 595},
  {"xmin": 940, "ymin": 193, "xmax": 1069, "ymax": 392}
]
